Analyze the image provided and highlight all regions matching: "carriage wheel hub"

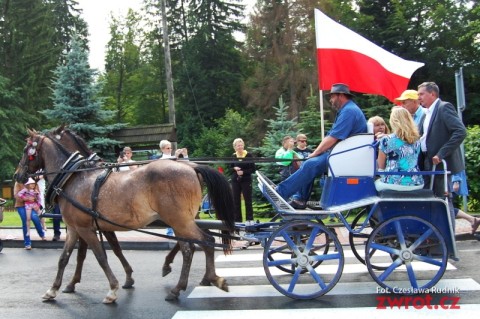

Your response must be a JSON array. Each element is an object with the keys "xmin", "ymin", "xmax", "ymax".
[
  {"xmin": 401, "ymin": 250, "xmax": 413, "ymax": 261},
  {"xmin": 297, "ymin": 254, "xmax": 310, "ymax": 267}
]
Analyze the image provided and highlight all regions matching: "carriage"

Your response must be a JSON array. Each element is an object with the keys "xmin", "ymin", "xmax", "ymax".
[
  {"xmin": 247, "ymin": 133, "xmax": 456, "ymax": 299},
  {"xmin": 14, "ymin": 128, "xmax": 456, "ymax": 303}
]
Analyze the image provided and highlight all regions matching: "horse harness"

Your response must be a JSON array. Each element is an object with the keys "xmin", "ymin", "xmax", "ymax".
[{"xmin": 27, "ymin": 134, "xmax": 232, "ymax": 249}]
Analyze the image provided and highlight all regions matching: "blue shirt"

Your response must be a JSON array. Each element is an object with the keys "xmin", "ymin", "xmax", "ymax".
[
  {"xmin": 328, "ymin": 100, "xmax": 367, "ymax": 140},
  {"xmin": 413, "ymin": 106, "xmax": 425, "ymax": 129}
]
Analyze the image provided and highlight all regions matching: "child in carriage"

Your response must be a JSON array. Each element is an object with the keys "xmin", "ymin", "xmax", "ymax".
[{"xmin": 17, "ymin": 178, "xmax": 42, "ymax": 238}]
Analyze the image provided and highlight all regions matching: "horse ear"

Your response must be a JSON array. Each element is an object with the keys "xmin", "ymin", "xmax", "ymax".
[
  {"xmin": 53, "ymin": 125, "xmax": 65, "ymax": 136},
  {"xmin": 27, "ymin": 128, "xmax": 36, "ymax": 137}
]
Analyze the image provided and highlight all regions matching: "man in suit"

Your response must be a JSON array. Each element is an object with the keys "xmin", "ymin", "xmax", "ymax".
[{"xmin": 418, "ymin": 82, "xmax": 467, "ymax": 219}]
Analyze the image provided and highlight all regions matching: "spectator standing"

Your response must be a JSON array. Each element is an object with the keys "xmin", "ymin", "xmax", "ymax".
[
  {"xmin": 451, "ymin": 171, "xmax": 480, "ymax": 234},
  {"xmin": 117, "ymin": 146, "xmax": 138, "ymax": 171},
  {"xmin": 231, "ymin": 138, "xmax": 255, "ymax": 222},
  {"xmin": 157, "ymin": 140, "xmax": 188, "ymax": 236},
  {"xmin": 14, "ymin": 181, "xmax": 46, "ymax": 250},
  {"xmin": 35, "ymin": 173, "xmax": 48, "ymax": 233}
]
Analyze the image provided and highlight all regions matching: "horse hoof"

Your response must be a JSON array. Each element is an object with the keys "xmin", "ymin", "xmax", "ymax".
[
  {"xmin": 165, "ymin": 292, "xmax": 179, "ymax": 301},
  {"xmin": 217, "ymin": 278, "xmax": 229, "ymax": 292},
  {"xmin": 122, "ymin": 278, "xmax": 135, "ymax": 289},
  {"xmin": 162, "ymin": 266, "xmax": 172, "ymax": 277},
  {"xmin": 42, "ymin": 289, "xmax": 57, "ymax": 300},
  {"xmin": 62, "ymin": 284, "xmax": 75, "ymax": 293},
  {"xmin": 102, "ymin": 287, "xmax": 118, "ymax": 304},
  {"xmin": 102, "ymin": 296, "xmax": 117, "ymax": 304},
  {"xmin": 199, "ymin": 278, "xmax": 211, "ymax": 286}
]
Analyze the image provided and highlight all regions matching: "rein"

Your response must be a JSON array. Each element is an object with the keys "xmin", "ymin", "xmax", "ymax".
[{"xmin": 53, "ymin": 187, "xmax": 229, "ymax": 248}]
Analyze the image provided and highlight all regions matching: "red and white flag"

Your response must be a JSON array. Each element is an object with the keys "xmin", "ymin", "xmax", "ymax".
[{"xmin": 315, "ymin": 9, "xmax": 424, "ymax": 102}]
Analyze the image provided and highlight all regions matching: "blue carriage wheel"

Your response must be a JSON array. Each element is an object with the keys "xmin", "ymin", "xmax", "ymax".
[
  {"xmin": 266, "ymin": 219, "xmax": 330, "ymax": 275},
  {"xmin": 365, "ymin": 215, "xmax": 448, "ymax": 293},
  {"xmin": 263, "ymin": 221, "xmax": 344, "ymax": 299}
]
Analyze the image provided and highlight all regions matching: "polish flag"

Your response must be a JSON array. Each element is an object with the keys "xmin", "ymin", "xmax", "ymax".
[{"xmin": 315, "ymin": 9, "xmax": 424, "ymax": 102}]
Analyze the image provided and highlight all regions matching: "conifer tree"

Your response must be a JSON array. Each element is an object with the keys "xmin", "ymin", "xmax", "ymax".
[
  {"xmin": 253, "ymin": 96, "xmax": 298, "ymax": 181},
  {"xmin": 41, "ymin": 36, "xmax": 124, "ymax": 156}
]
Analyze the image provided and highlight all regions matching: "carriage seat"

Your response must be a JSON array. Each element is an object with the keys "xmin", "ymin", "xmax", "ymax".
[
  {"xmin": 320, "ymin": 134, "xmax": 377, "ymax": 209},
  {"xmin": 327, "ymin": 133, "xmax": 375, "ymax": 177},
  {"xmin": 378, "ymin": 189, "xmax": 435, "ymax": 199}
]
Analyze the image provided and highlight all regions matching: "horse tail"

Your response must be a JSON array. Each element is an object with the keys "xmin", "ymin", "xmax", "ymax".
[{"xmin": 194, "ymin": 165, "xmax": 235, "ymax": 254}]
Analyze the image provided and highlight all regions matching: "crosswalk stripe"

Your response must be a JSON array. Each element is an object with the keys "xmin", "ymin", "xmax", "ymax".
[
  {"xmin": 188, "ymin": 278, "xmax": 480, "ymax": 299},
  {"xmin": 216, "ymin": 250, "xmax": 389, "ymax": 262},
  {"xmin": 173, "ymin": 303, "xmax": 480, "ymax": 318},
  {"xmin": 216, "ymin": 261, "xmax": 456, "ymax": 277}
]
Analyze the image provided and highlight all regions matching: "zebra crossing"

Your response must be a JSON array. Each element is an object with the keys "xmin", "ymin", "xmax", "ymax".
[{"xmin": 172, "ymin": 247, "xmax": 480, "ymax": 318}]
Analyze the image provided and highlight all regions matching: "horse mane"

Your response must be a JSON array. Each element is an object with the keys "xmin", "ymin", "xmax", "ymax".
[{"xmin": 48, "ymin": 126, "xmax": 93, "ymax": 156}]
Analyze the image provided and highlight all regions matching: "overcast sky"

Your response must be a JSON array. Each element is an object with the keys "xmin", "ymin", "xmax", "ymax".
[{"xmin": 77, "ymin": 0, "xmax": 255, "ymax": 71}]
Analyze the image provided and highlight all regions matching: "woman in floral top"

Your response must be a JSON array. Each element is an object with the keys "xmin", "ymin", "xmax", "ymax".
[{"xmin": 375, "ymin": 107, "xmax": 424, "ymax": 191}]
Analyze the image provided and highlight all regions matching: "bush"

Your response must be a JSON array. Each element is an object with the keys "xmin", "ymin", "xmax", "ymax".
[{"xmin": 464, "ymin": 125, "xmax": 480, "ymax": 211}]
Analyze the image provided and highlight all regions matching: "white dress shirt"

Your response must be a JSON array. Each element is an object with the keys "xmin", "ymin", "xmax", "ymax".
[{"xmin": 420, "ymin": 98, "xmax": 439, "ymax": 152}]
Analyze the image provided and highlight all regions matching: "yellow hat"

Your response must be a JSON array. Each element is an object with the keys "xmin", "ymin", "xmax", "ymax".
[{"xmin": 395, "ymin": 90, "xmax": 418, "ymax": 101}]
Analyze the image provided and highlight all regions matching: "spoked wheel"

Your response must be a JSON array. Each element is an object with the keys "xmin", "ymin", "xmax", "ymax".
[
  {"xmin": 263, "ymin": 221, "xmax": 344, "ymax": 299},
  {"xmin": 266, "ymin": 220, "xmax": 329, "ymax": 274},
  {"xmin": 348, "ymin": 209, "xmax": 386, "ymax": 270},
  {"xmin": 365, "ymin": 216, "xmax": 448, "ymax": 293}
]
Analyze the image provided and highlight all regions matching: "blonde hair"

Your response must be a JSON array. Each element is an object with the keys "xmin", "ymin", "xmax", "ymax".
[
  {"xmin": 368, "ymin": 116, "xmax": 390, "ymax": 134},
  {"xmin": 232, "ymin": 138, "xmax": 244, "ymax": 148},
  {"xmin": 389, "ymin": 107, "xmax": 419, "ymax": 144}
]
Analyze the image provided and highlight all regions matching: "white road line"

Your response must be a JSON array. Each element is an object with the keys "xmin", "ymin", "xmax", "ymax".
[
  {"xmin": 173, "ymin": 304, "xmax": 480, "ymax": 319},
  {"xmin": 216, "ymin": 250, "xmax": 388, "ymax": 262},
  {"xmin": 188, "ymin": 278, "xmax": 479, "ymax": 299}
]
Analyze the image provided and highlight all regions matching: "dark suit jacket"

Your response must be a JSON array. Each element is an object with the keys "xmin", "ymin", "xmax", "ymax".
[{"xmin": 419, "ymin": 99, "xmax": 466, "ymax": 174}]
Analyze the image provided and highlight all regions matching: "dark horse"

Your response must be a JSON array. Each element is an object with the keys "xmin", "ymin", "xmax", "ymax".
[{"xmin": 14, "ymin": 129, "xmax": 235, "ymax": 303}]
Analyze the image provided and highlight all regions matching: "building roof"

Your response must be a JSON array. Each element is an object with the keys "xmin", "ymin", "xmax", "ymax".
[{"xmin": 111, "ymin": 124, "xmax": 176, "ymax": 148}]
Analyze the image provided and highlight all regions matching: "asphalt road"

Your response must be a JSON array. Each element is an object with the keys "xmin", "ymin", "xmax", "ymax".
[{"xmin": 0, "ymin": 240, "xmax": 479, "ymax": 319}]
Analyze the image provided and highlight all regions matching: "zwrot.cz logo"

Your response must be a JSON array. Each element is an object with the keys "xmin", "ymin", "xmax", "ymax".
[{"xmin": 376, "ymin": 287, "xmax": 461, "ymax": 310}]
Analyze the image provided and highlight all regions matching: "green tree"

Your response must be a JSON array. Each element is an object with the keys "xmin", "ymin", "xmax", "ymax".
[
  {"xmin": 355, "ymin": 0, "xmax": 480, "ymax": 125},
  {"xmin": 102, "ymin": 9, "xmax": 143, "ymax": 124},
  {"xmin": 0, "ymin": 75, "xmax": 28, "ymax": 181},
  {"xmin": 0, "ymin": 0, "xmax": 87, "ymax": 126},
  {"xmin": 41, "ymin": 36, "xmax": 124, "ymax": 155},
  {"xmin": 253, "ymin": 96, "xmax": 298, "ymax": 183},
  {"xmin": 172, "ymin": 0, "xmax": 246, "ymax": 144}
]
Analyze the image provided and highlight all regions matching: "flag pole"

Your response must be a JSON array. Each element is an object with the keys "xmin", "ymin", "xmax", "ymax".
[{"xmin": 319, "ymin": 90, "xmax": 325, "ymax": 139}]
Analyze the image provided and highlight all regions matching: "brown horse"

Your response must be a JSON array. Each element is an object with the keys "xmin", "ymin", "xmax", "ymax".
[
  {"xmin": 14, "ymin": 129, "xmax": 235, "ymax": 303},
  {"xmin": 45, "ymin": 127, "xmax": 222, "ymax": 284},
  {"xmin": 39, "ymin": 127, "xmax": 135, "ymax": 293}
]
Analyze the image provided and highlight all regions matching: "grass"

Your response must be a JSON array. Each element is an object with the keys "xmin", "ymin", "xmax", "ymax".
[{"xmin": 1, "ymin": 209, "xmax": 63, "ymax": 228}]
